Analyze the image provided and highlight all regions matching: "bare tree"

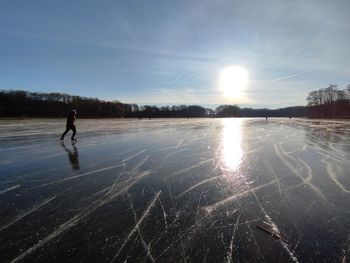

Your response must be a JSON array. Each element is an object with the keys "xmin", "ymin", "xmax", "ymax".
[
  {"xmin": 324, "ymin": 84, "xmax": 338, "ymax": 104},
  {"xmin": 336, "ymin": 90, "xmax": 346, "ymax": 101},
  {"xmin": 307, "ymin": 90, "xmax": 318, "ymax": 106}
]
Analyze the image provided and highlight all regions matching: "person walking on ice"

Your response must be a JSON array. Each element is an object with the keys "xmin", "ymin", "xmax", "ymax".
[{"xmin": 61, "ymin": 110, "xmax": 77, "ymax": 141}]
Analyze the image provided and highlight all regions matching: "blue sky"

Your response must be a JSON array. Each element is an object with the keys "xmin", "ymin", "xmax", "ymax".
[{"xmin": 1, "ymin": 0, "xmax": 349, "ymax": 108}]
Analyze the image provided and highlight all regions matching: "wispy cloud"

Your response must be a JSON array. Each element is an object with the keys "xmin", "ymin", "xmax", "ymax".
[
  {"xmin": 159, "ymin": 88, "xmax": 186, "ymax": 104},
  {"xmin": 270, "ymin": 70, "xmax": 319, "ymax": 82}
]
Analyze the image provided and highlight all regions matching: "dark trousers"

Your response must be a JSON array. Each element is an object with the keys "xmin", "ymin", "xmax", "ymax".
[{"xmin": 61, "ymin": 125, "xmax": 76, "ymax": 139}]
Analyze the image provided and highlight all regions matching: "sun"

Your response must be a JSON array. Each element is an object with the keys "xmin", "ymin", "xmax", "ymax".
[{"xmin": 219, "ymin": 66, "xmax": 248, "ymax": 98}]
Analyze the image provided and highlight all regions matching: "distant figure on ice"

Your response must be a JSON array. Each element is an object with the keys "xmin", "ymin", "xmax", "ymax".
[
  {"xmin": 61, "ymin": 110, "xmax": 77, "ymax": 141},
  {"xmin": 265, "ymin": 116, "xmax": 268, "ymax": 120}
]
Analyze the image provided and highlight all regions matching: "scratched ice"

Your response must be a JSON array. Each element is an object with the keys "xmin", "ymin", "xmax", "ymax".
[{"xmin": 0, "ymin": 118, "xmax": 349, "ymax": 262}]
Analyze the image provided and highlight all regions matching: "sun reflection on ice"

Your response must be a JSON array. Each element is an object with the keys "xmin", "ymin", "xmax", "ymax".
[{"xmin": 221, "ymin": 118, "xmax": 243, "ymax": 171}]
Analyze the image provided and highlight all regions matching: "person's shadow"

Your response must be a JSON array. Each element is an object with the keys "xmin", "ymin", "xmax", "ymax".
[{"xmin": 60, "ymin": 141, "xmax": 80, "ymax": 170}]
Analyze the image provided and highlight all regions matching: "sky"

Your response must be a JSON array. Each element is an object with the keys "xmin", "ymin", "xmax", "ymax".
[{"xmin": 0, "ymin": 0, "xmax": 349, "ymax": 109}]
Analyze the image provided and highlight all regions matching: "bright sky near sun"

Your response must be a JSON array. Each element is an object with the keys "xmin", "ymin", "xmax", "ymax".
[{"xmin": 1, "ymin": 0, "xmax": 349, "ymax": 108}]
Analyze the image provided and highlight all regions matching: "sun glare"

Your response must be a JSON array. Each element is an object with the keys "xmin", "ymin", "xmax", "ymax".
[
  {"xmin": 221, "ymin": 118, "xmax": 243, "ymax": 171},
  {"xmin": 219, "ymin": 66, "xmax": 248, "ymax": 98}
]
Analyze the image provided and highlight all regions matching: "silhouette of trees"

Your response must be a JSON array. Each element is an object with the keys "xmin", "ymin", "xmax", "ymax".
[
  {"xmin": 1, "ymin": 85, "xmax": 349, "ymax": 119},
  {"xmin": 136, "ymin": 104, "xmax": 209, "ymax": 118},
  {"xmin": 0, "ymin": 90, "xmax": 130, "ymax": 117},
  {"xmin": 306, "ymin": 84, "xmax": 350, "ymax": 118},
  {"xmin": 215, "ymin": 105, "xmax": 241, "ymax": 117},
  {"xmin": 215, "ymin": 105, "xmax": 307, "ymax": 118},
  {"xmin": 0, "ymin": 90, "xmax": 213, "ymax": 118}
]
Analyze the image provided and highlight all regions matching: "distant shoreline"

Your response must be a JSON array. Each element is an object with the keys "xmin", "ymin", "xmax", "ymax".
[{"xmin": 1, "ymin": 89, "xmax": 349, "ymax": 119}]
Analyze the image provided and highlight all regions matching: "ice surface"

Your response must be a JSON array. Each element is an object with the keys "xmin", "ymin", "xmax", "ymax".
[{"xmin": 0, "ymin": 118, "xmax": 349, "ymax": 262}]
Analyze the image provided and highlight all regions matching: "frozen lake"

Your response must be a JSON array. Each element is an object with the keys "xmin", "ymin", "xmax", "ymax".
[{"xmin": 0, "ymin": 118, "xmax": 349, "ymax": 262}]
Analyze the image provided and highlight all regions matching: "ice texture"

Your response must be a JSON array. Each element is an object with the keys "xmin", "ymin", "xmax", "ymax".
[{"xmin": 0, "ymin": 118, "xmax": 349, "ymax": 262}]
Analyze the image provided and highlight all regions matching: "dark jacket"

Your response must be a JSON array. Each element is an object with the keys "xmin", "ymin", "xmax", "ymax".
[{"xmin": 66, "ymin": 113, "xmax": 75, "ymax": 127}]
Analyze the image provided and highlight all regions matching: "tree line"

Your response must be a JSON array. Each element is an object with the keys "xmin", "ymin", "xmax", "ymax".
[
  {"xmin": 306, "ymin": 84, "xmax": 350, "ymax": 118},
  {"xmin": 0, "ymin": 90, "xmax": 129, "ymax": 117},
  {"xmin": 214, "ymin": 105, "xmax": 307, "ymax": 118},
  {"xmin": 0, "ymin": 90, "xmax": 213, "ymax": 118},
  {"xmin": 0, "ymin": 86, "xmax": 349, "ymax": 118}
]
